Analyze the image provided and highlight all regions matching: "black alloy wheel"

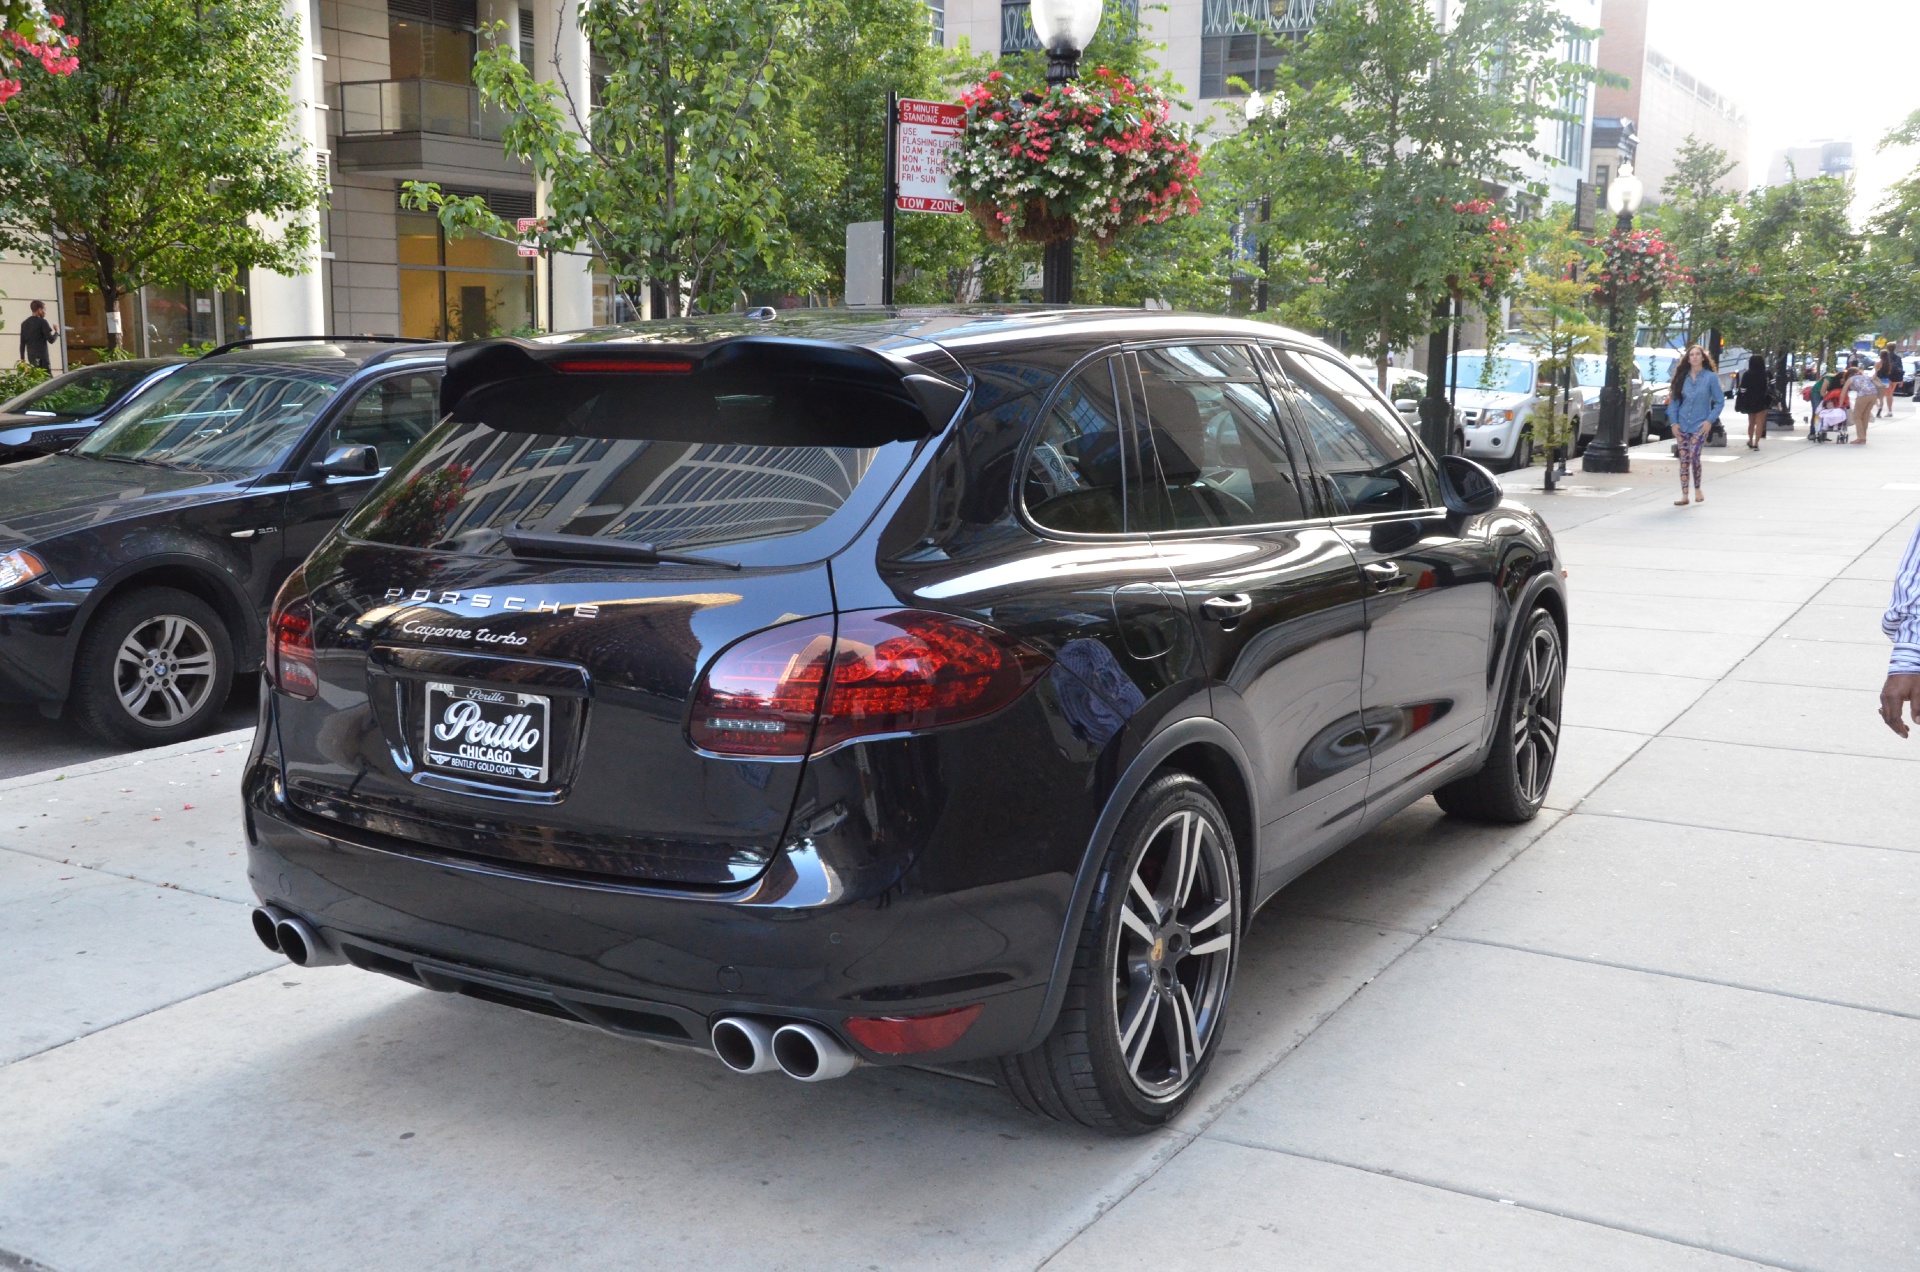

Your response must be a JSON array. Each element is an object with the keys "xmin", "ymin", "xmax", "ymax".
[
  {"xmin": 999, "ymin": 772, "xmax": 1241, "ymax": 1134},
  {"xmin": 72, "ymin": 587, "xmax": 234, "ymax": 747},
  {"xmin": 1434, "ymin": 608, "xmax": 1563, "ymax": 823}
]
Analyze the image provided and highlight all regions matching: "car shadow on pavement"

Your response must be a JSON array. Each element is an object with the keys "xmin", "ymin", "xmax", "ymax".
[{"xmin": 0, "ymin": 679, "xmax": 258, "ymax": 782}]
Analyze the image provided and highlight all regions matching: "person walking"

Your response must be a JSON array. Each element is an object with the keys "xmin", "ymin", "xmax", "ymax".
[
  {"xmin": 1736, "ymin": 353, "xmax": 1772, "ymax": 449},
  {"xmin": 1669, "ymin": 344, "xmax": 1723, "ymax": 503},
  {"xmin": 17, "ymin": 300, "xmax": 56, "ymax": 370},
  {"xmin": 1885, "ymin": 349, "xmax": 1907, "ymax": 415},
  {"xmin": 1879, "ymin": 518, "xmax": 1920, "ymax": 735},
  {"xmin": 1847, "ymin": 358, "xmax": 1883, "ymax": 444},
  {"xmin": 1875, "ymin": 349, "xmax": 1898, "ymax": 419}
]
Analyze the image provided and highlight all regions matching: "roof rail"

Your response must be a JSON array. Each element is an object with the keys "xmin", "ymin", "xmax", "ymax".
[{"xmin": 200, "ymin": 335, "xmax": 440, "ymax": 358}]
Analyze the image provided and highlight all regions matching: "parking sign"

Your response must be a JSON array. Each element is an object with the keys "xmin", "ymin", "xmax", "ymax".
[{"xmin": 894, "ymin": 98, "xmax": 965, "ymax": 214}]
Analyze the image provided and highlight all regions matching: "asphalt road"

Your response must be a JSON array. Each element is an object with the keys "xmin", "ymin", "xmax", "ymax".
[{"xmin": 0, "ymin": 680, "xmax": 260, "ymax": 781}]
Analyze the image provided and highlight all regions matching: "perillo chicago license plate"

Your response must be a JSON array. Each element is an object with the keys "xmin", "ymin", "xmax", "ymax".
[{"xmin": 422, "ymin": 681, "xmax": 551, "ymax": 784}]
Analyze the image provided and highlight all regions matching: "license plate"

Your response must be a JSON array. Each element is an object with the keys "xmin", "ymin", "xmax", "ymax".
[{"xmin": 421, "ymin": 681, "xmax": 551, "ymax": 785}]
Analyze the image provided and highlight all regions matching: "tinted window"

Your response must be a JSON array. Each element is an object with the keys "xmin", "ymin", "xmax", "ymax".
[
  {"xmin": 1134, "ymin": 344, "xmax": 1309, "ymax": 530},
  {"xmin": 1278, "ymin": 350, "xmax": 1435, "ymax": 516},
  {"xmin": 1023, "ymin": 358, "xmax": 1130, "ymax": 535},
  {"xmin": 3, "ymin": 362, "xmax": 153, "ymax": 419},
  {"xmin": 330, "ymin": 371, "xmax": 440, "ymax": 469},
  {"xmin": 74, "ymin": 365, "xmax": 343, "ymax": 472}
]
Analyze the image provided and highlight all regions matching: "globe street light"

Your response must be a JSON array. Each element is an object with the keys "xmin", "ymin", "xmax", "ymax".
[
  {"xmin": 1030, "ymin": 0, "xmax": 1102, "ymax": 302},
  {"xmin": 1583, "ymin": 162, "xmax": 1645, "ymax": 474}
]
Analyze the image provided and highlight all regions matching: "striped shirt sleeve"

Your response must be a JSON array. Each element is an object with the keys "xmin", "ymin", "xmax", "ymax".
[{"xmin": 1885, "ymin": 519, "xmax": 1920, "ymax": 675}]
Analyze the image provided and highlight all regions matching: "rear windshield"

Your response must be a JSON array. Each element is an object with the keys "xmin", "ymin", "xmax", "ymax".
[
  {"xmin": 342, "ymin": 421, "xmax": 883, "ymax": 556},
  {"xmin": 74, "ymin": 364, "xmax": 342, "ymax": 472},
  {"xmin": 4, "ymin": 362, "xmax": 155, "ymax": 419}
]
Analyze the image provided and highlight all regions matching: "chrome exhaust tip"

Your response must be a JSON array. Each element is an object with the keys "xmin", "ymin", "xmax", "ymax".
[
  {"xmin": 711, "ymin": 1017, "xmax": 781, "ymax": 1074},
  {"xmin": 273, "ymin": 915, "xmax": 346, "ymax": 968},
  {"xmin": 771, "ymin": 1021, "xmax": 859, "ymax": 1082},
  {"xmin": 250, "ymin": 905, "xmax": 286, "ymax": 953}
]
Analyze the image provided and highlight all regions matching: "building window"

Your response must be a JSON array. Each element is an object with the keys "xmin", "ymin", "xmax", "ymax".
[
  {"xmin": 388, "ymin": 15, "xmax": 476, "ymax": 84},
  {"xmin": 1553, "ymin": 36, "xmax": 1591, "ymax": 170},
  {"xmin": 518, "ymin": 7, "xmax": 534, "ymax": 70},
  {"xmin": 925, "ymin": 0, "xmax": 944, "ymax": 46},
  {"xmin": 398, "ymin": 210, "xmax": 536, "ymax": 340},
  {"xmin": 1199, "ymin": 0, "xmax": 1316, "ymax": 98}
]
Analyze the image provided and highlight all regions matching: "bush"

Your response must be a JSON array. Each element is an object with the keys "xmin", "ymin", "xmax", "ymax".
[{"xmin": 0, "ymin": 360, "xmax": 50, "ymax": 400}]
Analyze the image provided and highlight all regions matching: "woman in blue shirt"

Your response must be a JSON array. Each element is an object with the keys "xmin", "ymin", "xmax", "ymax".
[{"xmin": 1668, "ymin": 345, "xmax": 1724, "ymax": 505}]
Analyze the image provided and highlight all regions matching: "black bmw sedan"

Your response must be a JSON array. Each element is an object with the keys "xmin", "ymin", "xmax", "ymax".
[
  {"xmin": 0, "ymin": 357, "xmax": 187, "ymax": 464},
  {"xmin": 241, "ymin": 310, "xmax": 1568, "ymax": 1134},
  {"xmin": 0, "ymin": 339, "xmax": 445, "ymax": 745}
]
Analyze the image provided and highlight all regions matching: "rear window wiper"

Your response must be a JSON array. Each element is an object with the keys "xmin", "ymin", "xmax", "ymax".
[{"xmin": 501, "ymin": 528, "xmax": 742, "ymax": 571}]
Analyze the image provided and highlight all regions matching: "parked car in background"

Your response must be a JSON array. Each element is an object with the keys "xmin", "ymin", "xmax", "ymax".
[
  {"xmin": 1450, "ymin": 347, "xmax": 1547, "ymax": 470},
  {"xmin": 1569, "ymin": 353, "xmax": 1648, "ymax": 453},
  {"xmin": 241, "ymin": 309, "xmax": 1566, "ymax": 1134},
  {"xmin": 0, "ymin": 338, "xmax": 445, "ymax": 745},
  {"xmin": 1377, "ymin": 367, "xmax": 1465, "ymax": 456},
  {"xmin": 0, "ymin": 358, "xmax": 187, "ymax": 464},
  {"xmin": 1636, "ymin": 349, "xmax": 1680, "ymax": 438}
]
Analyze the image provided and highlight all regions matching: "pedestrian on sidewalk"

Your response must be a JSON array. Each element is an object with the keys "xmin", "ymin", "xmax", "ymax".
[
  {"xmin": 1879, "ymin": 519, "xmax": 1920, "ymax": 735},
  {"xmin": 1669, "ymin": 344, "xmax": 1723, "ymax": 504},
  {"xmin": 18, "ymin": 300, "xmax": 55, "ymax": 370},
  {"xmin": 1736, "ymin": 353, "xmax": 1771, "ymax": 449},
  {"xmin": 1875, "ymin": 349, "xmax": 1899, "ymax": 418},
  {"xmin": 1847, "ymin": 359, "xmax": 1883, "ymax": 444},
  {"xmin": 1885, "ymin": 349, "xmax": 1907, "ymax": 414}
]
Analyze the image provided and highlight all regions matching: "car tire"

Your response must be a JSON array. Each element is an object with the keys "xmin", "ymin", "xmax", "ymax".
[
  {"xmin": 71, "ymin": 587, "xmax": 234, "ymax": 748},
  {"xmin": 998, "ymin": 772, "xmax": 1241, "ymax": 1135},
  {"xmin": 1505, "ymin": 433, "xmax": 1533, "ymax": 472},
  {"xmin": 1434, "ymin": 608, "xmax": 1563, "ymax": 824}
]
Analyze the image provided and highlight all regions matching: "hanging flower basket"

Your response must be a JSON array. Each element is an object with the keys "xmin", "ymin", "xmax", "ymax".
[
  {"xmin": 1593, "ymin": 226, "xmax": 1684, "ymax": 302},
  {"xmin": 1446, "ymin": 199, "xmax": 1523, "ymax": 299},
  {"xmin": 949, "ymin": 68, "xmax": 1202, "ymax": 247}
]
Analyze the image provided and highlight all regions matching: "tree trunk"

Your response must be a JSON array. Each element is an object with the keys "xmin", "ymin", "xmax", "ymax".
[{"xmin": 1418, "ymin": 298, "xmax": 1452, "ymax": 457}]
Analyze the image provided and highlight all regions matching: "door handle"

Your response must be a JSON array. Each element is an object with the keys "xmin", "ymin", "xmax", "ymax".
[
  {"xmin": 1363, "ymin": 562, "xmax": 1402, "ymax": 591},
  {"xmin": 1201, "ymin": 593, "xmax": 1253, "ymax": 621}
]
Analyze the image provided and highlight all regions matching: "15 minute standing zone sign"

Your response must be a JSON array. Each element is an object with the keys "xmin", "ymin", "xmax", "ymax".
[{"xmin": 895, "ymin": 98, "xmax": 965, "ymax": 214}]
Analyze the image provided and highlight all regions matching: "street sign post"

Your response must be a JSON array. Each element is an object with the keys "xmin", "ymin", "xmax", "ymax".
[
  {"xmin": 515, "ymin": 217, "xmax": 544, "ymax": 259},
  {"xmin": 881, "ymin": 95, "xmax": 965, "ymax": 306}
]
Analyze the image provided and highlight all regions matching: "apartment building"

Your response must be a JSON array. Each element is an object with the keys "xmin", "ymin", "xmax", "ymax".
[{"xmin": 1594, "ymin": 0, "xmax": 1749, "ymax": 201}]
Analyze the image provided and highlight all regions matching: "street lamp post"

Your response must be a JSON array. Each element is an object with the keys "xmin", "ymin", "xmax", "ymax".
[
  {"xmin": 1583, "ymin": 162, "xmax": 1645, "ymax": 474},
  {"xmin": 1029, "ymin": 0, "xmax": 1103, "ymax": 304}
]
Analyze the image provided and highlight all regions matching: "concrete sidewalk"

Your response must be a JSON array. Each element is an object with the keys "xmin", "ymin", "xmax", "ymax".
[{"xmin": 2, "ymin": 407, "xmax": 1918, "ymax": 1270}]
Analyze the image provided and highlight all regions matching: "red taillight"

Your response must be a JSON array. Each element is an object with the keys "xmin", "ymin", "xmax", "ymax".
[
  {"xmin": 844, "ymin": 1005, "xmax": 983, "ymax": 1055},
  {"xmin": 687, "ymin": 610, "xmax": 1050, "ymax": 758},
  {"xmin": 267, "ymin": 571, "xmax": 318, "ymax": 700}
]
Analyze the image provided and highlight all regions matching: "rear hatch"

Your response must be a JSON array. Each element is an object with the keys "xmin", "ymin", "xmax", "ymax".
[{"xmin": 273, "ymin": 334, "xmax": 963, "ymax": 887}]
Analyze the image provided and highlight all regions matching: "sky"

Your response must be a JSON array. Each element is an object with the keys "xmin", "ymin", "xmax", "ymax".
[{"xmin": 1644, "ymin": 0, "xmax": 1920, "ymax": 220}]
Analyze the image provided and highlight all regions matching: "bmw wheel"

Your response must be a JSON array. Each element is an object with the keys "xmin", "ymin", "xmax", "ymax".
[
  {"xmin": 999, "ymin": 772, "xmax": 1240, "ymax": 1134},
  {"xmin": 1435, "ymin": 609, "xmax": 1563, "ymax": 823},
  {"xmin": 72, "ymin": 587, "xmax": 234, "ymax": 747}
]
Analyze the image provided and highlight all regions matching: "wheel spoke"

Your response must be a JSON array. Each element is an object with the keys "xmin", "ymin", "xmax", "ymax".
[
  {"xmin": 1119, "ymin": 901, "xmax": 1156, "ymax": 946},
  {"xmin": 1157, "ymin": 812, "xmax": 1193, "ymax": 916},
  {"xmin": 121, "ymin": 683, "xmax": 154, "ymax": 716},
  {"xmin": 1189, "ymin": 900, "xmax": 1232, "ymax": 934},
  {"xmin": 117, "ymin": 633, "xmax": 149, "ymax": 666},
  {"xmin": 1536, "ymin": 641, "xmax": 1560, "ymax": 699},
  {"xmin": 158, "ymin": 616, "xmax": 186, "ymax": 656},
  {"xmin": 171, "ymin": 652, "xmax": 214, "ymax": 677},
  {"xmin": 1174, "ymin": 815, "xmax": 1206, "ymax": 911},
  {"xmin": 1118, "ymin": 979, "xmax": 1156, "ymax": 1052},
  {"xmin": 1189, "ymin": 931, "xmax": 1232, "ymax": 957},
  {"xmin": 1167, "ymin": 982, "xmax": 1202, "ymax": 1080},
  {"xmin": 159, "ymin": 682, "xmax": 192, "ymax": 723},
  {"xmin": 1128, "ymin": 866, "xmax": 1160, "ymax": 926},
  {"xmin": 1517, "ymin": 737, "xmax": 1539, "ymax": 798},
  {"xmin": 1124, "ymin": 988, "xmax": 1162, "ymax": 1076}
]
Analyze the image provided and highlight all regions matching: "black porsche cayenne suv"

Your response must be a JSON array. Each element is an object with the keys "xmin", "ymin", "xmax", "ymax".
[{"xmin": 242, "ymin": 310, "xmax": 1567, "ymax": 1133}]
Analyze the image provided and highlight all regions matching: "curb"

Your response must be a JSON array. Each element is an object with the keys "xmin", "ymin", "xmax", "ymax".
[{"xmin": 0, "ymin": 728, "xmax": 256, "ymax": 794}]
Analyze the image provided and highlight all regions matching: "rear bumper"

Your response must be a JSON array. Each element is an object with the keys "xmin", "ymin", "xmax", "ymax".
[{"xmin": 243, "ymin": 714, "xmax": 1089, "ymax": 1066}]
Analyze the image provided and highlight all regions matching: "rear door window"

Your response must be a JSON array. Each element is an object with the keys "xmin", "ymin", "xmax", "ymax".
[
  {"xmin": 1131, "ymin": 344, "xmax": 1310, "ymax": 530},
  {"xmin": 329, "ymin": 371, "xmax": 441, "ymax": 470},
  {"xmin": 1274, "ymin": 350, "xmax": 1439, "ymax": 516},
  {"xmin": 1022, "ymin": 357, "xmax": 1132, "ymax": 535}
]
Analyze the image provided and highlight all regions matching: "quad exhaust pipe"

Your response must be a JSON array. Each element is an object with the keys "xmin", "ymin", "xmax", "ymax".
[
  {"xmin": 711, "ymin": 1016, "xmax": 858, "ymax": 1081},
  {"xmin": 249, "ymin": 905, "xmax": 346, "ymax": 968}
]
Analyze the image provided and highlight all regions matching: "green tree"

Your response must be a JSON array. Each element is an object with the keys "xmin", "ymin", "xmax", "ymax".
[
  {"xmin": 1648, "ymin": 136, "xmax": 1739, "ymax": 346},
  {"xmin": 408, "ymin": 0, "xmax": 802, "ymax": 318},
  {"xmin": 0, "ymin": 0, "xmax": 76, "ymax": 100},
  {"xmin": 1718, "ymin": 177, "xmax": 1865, "ymax": 373},
  {"xmin": 1510, "ymin": 211, "xmax": 1603, "ymax": 481},
  {"xmin": 1214, "ymin": 0, "xmax": 1601, "ymax": 394},
  {"xmin": 0, "ymin": 0, "xmax": 322, "ymax": 349},
  {"xmin": 1866, "ymin": 109, "xmax": 1920, "ymax": 337}
]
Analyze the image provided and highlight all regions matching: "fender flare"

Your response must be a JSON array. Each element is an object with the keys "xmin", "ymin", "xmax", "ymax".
[
  {"xmin": 1014, "ymin": 714, "xmax": 1260, "ymax": 1054},
  {"xmin": 58, "ymin": 551, "xmax": 261, "ymax": 690}
]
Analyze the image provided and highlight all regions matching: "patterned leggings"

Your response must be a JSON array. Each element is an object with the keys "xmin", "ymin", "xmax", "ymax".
[{"xmin": 1676, "ymin": 427, "xmax": 1706, "ymax": 490}]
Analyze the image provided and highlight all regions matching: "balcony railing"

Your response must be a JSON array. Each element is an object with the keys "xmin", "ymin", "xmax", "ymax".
[
  {"xmin": 336, "ymin": 79, "xmax": 507, "ymax": 141},
  {"xmin": 1000, "ymin": 0, "xmax": 1139, "ymax": 55}
]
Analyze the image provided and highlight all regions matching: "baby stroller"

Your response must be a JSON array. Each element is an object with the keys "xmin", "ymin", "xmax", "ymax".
[{"xmin": 1811, "ymin": 388, "xmax": 1850, "ymax": 443}]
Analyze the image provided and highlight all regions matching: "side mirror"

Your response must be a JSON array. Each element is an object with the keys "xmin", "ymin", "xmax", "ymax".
[
  {"xmin": 1393, "ymin": 398, "xmax": 1420, "ymax": 414},
  {"xmin": 317, "ymin": 443, "xmax": 378, "ymax": 478},
  {"xmin": 1440, "ymin": 453, "xmax": 1502, "ymax": 516}
]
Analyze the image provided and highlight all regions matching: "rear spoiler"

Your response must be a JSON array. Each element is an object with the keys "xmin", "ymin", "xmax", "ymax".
[{"xmin": 439, "ymin": 336, "xmax": 967, "ymax": 447}]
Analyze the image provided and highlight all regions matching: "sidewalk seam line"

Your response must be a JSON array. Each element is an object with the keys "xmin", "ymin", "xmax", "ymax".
[
  {"xmin": 1198, "ymin": 1137, "xmax": 1810, "ymax": 1272},
  {"xmin": 1431, "ymin": 935, "xmax": 1920, "ymax": 1023},
  {"xmin": 1564, "ymin": 806, "xmax": 1920, "ymax": 857},
  {"xmin": 0, "ymin": 843, "xmax": 254, "ymax": 907},
  {"xmin": 0, "ymin": 965, "xmax": 283, "ymax": 1070}
]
